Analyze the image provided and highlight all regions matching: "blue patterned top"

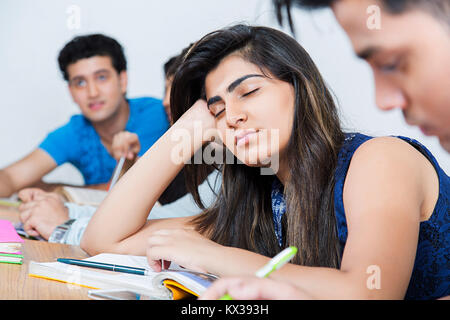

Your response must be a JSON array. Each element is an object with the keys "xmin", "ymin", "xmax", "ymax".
[
  {"xmin": 271, "ymin": 178, "xmax": 286, "ymax": 248},
  {"xmin": 39, "ymin": 97, "xmax": 169, "ymax": 185},
  {"xmin": 271, "ymin": 133, "xmax": 449, "ymax": 300}
]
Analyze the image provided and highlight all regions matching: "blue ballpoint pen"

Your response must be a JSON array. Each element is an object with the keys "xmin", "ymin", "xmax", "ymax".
[{"xmin": 57, "ymin": 258, "xmax": 150, "ymax": 276}]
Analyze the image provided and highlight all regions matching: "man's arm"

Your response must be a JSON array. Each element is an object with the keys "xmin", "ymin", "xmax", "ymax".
[{"xmin": 0, "ymin": 149, "xmax": 57, "ymax": 197}]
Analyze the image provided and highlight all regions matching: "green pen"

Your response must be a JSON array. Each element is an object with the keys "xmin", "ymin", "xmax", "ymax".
[
  {"xmin": 0, "ymin": 199, "xmax": 21, "ymax": 208},
  {"xmin": 219, "ymin": 246, "xmax": 298, "ymax": 300}
]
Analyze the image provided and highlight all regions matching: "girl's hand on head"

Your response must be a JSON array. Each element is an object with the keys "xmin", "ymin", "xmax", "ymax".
[
  {"xmin": 174, "ymin": 99, "xmax": 218, "ymax": 144},
  {"xmin": 111, "ymin": 131, "xmax": 141, "ymax": 160}
]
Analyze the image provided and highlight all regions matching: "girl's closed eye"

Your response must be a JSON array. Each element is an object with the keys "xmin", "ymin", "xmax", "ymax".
[
  {"xmin": 214, "ymin": 108, "xmax": 225, "ymax": 118},
  {"xmin": 241, "ymin": 88, "xmax": 260, "ymax": 98}
]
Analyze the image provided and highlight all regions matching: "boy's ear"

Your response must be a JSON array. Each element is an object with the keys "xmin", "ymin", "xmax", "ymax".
[
  {"xmin": 67, "ymin": 83, "xmax": 77, "ymax": 102},
  {"xmin": 119, "ymin": 70, "xmax": 128, "ymax": 95}
]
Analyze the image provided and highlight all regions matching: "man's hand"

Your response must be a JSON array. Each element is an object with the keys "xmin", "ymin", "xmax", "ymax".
[
  {"xmin": 111, "ymin": 131, "xmax": 141, "ymax": 160},
  {"xmin": 18, "ymin": 189, "xmax": 69, "ymax": 239}
]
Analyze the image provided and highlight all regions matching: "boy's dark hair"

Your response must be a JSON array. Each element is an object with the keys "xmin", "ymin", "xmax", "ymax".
[
  {"xmin": 58, "ymin": 34, "xmax": 127, "ymax": 81},
  {"xmin": 164, "ymin": 56, "xmax": 179, "ymax": 78},
  {"xmin": 163, "ymin": 43, "xmax": 195, "ymax": 80},
  {"xmin": 274, "ymin": 0, "xmax": 450, "ymax": 32}
]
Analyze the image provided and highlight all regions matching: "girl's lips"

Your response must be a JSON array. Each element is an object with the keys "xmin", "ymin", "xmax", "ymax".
[{"xmin": 235, "ymin": 130, "xmax": 258, "ymax": 147}]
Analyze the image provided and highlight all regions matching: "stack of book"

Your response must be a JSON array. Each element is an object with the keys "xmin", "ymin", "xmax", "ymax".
[{"xmin": 0, "ymin": 219, "xmax": 24, "ymax": 265}]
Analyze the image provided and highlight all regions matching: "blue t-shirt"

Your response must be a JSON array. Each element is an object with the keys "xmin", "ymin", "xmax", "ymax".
[
  {"xmin": 39, "ymin": 97, "xmax": 169, "ymax": 185},
  {"xmin": 271, "ymin": 133, "xmax": 449, "ymax": 300}
]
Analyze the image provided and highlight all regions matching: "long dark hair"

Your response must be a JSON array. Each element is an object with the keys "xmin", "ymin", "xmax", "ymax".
[{"xmin": 171, "ymin": 24, "xmax": 345, "ymax": 268}]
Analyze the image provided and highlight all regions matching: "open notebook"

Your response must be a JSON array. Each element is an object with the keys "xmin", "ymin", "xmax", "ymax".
[
  {"xmin": 28, "ymin": 253, "xmax": 217, "ymax": 299},
  {"xmin": 54, "ymin": 186, "xmax": 108, "ymax": 207}
]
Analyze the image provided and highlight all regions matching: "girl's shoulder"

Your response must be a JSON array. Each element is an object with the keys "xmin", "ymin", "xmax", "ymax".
[
  {"xmin": 336, "ymin": 133, "xmax": 443, "ymax": 181},
  {"xmin": 336, "ymin": 133, "xmax": 441, "ymax": 225},
  {"xmin": 341, "ymin": 133, "xmax": 438, "ymax": 199}
]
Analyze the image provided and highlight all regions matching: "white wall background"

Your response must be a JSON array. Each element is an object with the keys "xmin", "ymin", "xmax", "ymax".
[{"xmin": 0, "ymin": 0, "xmax": 447, "ymax": 186}]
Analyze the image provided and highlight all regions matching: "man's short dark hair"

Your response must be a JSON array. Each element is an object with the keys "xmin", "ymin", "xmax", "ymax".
[
  {"xmin": 164, "ymin": 56, "xmax": 179, "ymax": 79},
  {"xmin": 58, "ymin": 34, "xmax": 127, "ymax": 81},
  {"xmin": 274, "ymin": 0, "xmax": 450, "ymax": 32},
  {"xmin": 163, "ymin": 43, "xmax": 194, "ymax": 79}
]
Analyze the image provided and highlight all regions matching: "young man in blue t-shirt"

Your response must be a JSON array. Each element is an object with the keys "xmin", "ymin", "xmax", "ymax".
[
  {"xmin": 0, "ymin": 34, "xmax": 169, "ymax": 196},
  {"xmin": 16, "ymin": 50, "xmax": 217, "ymax": 243}
]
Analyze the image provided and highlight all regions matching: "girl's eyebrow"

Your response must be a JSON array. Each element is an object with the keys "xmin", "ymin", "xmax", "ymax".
[
  {"xmin": 207, "ymin": 74, "xmax": 264, "ymax": 107},
  {"xmin": 207, "ymin": 96, "xmax": 222, "ymax": 108},
  {"xmin": 227, "ymin": 74, "xmax": 264, "ymax": 93}
]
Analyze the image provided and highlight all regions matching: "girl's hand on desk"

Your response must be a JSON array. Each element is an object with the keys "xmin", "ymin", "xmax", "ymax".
[{"xmin": 146, "ymin": 227, "xmax": 222, "ymax": 274}]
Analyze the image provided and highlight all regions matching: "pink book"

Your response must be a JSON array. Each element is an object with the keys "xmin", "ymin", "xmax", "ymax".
[{"xmin": 0, "ymin": 219, "xmax": 24, "ymax": 254}]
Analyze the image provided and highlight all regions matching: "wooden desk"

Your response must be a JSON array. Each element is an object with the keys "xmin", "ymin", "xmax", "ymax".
[{"xmin": 0, "ymin": 206, "xmax": 90, "ymax": 299}]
